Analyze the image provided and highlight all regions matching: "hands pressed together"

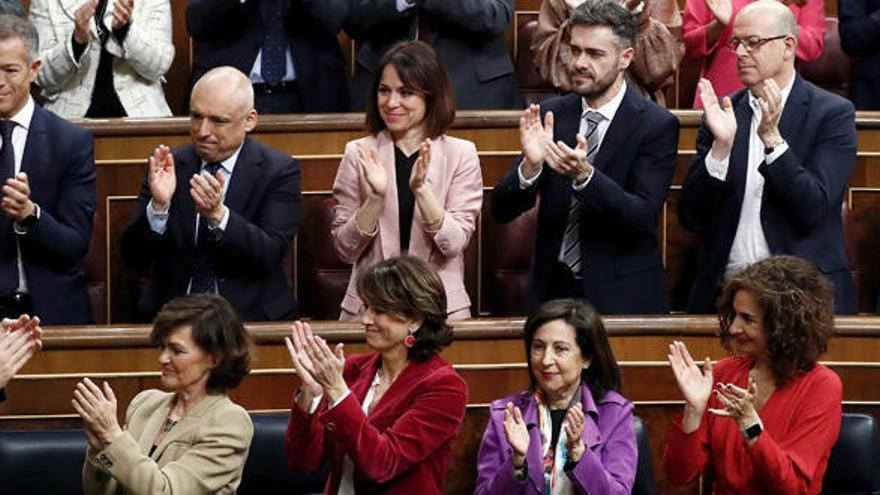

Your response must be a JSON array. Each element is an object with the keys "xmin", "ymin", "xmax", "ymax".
[
  {"xmin": 502, "ymin": 400, "xmax": 587, "ymax": 469},
  {"xmin": 0, "ymin": 315, "xmax": 42, "ymax": 389},
  {"xmin": 74, "ymin": 0, "xmax": 134, "ymax": 44},
  {"xmin": 2, "ymin": 172, "xmax": 36, "ymax": 224},
  {"xmin": 285, "ymin": 321, "xmax": 348, "ymax": 412},
  {"xmin": 72, "ymin": 377, "xmax": 123, "ymax": 454},
  {"xmin": 519, "ymin": 104, "xmax": 593, "ymax": 184}
]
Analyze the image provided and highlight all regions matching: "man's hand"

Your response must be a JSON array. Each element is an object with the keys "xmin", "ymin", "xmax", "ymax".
[
  {"xmin": 520, "ymin": 104, "xmax": 554, "ymax": 179},
  {"xmin": 111, "ymin": 0, "xmax": 133, "ymax": 30},
  {"xmin": 148, "ymin": 145, "xmax": 175, "ymax": 212},
  {"xmin": 190, "ymin": 169, "xmax": 226, "ymax": 226},
  {"xmin": 0, "ymin": 315, "xmax": 42, "ymax": 389},
  {"xmin": 544, "ymin": 133, "xmax": 592, "ymax": 184},
  {"xmin": 698, "ymin": 78, "xmax": 737, "ymax": 160},
  {"xmin": 756, "ymin": 78, "xmax": 784, "ymax": 148},
  {"xmin": 2, "ymin": 172, "xmax": 35, "ymax": 223},
  {"xmin": 74, "ymin": 0, "xmax": 98, "ymax": 45}
]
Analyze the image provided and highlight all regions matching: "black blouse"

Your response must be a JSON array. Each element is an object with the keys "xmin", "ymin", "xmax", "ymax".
[{"xmin": 394, "ymin": 146, "xmax": 419, "ymax": 252}]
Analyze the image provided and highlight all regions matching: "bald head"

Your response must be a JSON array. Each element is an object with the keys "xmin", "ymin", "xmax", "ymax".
[
  {"xmin": 736, "ymin": 0, "xmax": 799, "ymax": 41},
  {"xmin": 192, "ymin": 66, "xmax": 255, "ymax": 118}
]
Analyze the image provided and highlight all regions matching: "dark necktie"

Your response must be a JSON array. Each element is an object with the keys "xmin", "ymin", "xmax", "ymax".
[
  {"xmin": 260, "ymin": 0, "xmax": 287, "ymax": 85},
  {"xmin": 190, "ymin": 162, "xmax": 221, "ymax": 294},
  {"xmin": 0, "ymin": 120, "xmax": 18, "ymax": 295},
  {"xmin": 559, "ymin": 111, "xmax": 603, "ymax": 278}
]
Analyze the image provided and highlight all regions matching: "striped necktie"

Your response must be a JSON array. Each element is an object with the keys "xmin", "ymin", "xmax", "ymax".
[
  {"xmin": 190, "ymin": 162, "xmax": 222, "ymax": 294},
  {"xmin": 559, "ymin": 111, "xmax": 603, "ymax": 278}
]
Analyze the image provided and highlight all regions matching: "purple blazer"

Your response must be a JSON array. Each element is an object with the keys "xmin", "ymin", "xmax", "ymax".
[{"xmin": 474, "ymin": 384, "xmax": 637, "ymax": 495}]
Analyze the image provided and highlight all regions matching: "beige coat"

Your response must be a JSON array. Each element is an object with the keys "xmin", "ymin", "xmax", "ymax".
[
  {"xmin": 82, "ymin": 389, "xmax": 253, "ymax": 495},
  {"xmin": 31, "ymin": 0, "xmax": 174, "ymax": 118}
]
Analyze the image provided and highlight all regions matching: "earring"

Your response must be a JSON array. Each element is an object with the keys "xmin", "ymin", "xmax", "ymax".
[{"xmin": 404, "ymin": 325, "xmax": 418, "ymax": 348}]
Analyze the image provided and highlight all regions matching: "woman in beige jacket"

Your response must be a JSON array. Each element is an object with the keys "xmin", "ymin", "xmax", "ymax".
[{"xmin": 74, "ymin": 295, "xmax": 254, "ymax": 495}]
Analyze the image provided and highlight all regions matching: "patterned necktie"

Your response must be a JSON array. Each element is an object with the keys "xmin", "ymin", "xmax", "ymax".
[
  {"xmin": 190, "ymin": 162, "xmax": 221, "ymax": 294},
  {"xmin": 0, "ymin": 120, "xmax": 18, "ymax": 295},
  {"xmin": 559, "ymin": 111, "xmax": 603, "ymax": 278},
  {"xmin": 260, "ymin": 0, "xmax": 287, "ymax": 85}
]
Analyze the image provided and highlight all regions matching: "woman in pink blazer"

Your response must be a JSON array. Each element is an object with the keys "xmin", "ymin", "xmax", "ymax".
[{"xmin": 331, "ymin": 40, "xmax": 483, "ymax": 320}]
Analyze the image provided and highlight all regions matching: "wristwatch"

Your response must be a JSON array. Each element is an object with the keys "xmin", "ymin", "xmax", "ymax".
[
  {"xmin": 16, "ymin": 204, "xmax": 39, "ymax": 231},
  {"xmin": 740, "ymin": 417, "xmax": 764, "ymax": 440},
  {"xmin": 764, "ymin": 139, "xmax": 785, "ymax": 155}
]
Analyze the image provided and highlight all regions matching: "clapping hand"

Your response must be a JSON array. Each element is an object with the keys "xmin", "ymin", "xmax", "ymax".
[
  {"xmin": 148, "ymin": 145, "xmax": 175, "ymax": 212},
  {"xmin": 705, "ymin": 0, "xmax": 732, "ymax": 25},
  {"xmin": 520, "ymin": 104, "xmax": 554, "ymax": 179},
  {"xmin": 296, "ymin": 331, "xmax": 347, "ymax": 405},
  {"xmin": 710, "ymin": 375, "xmax": 761, "ymax": 431},
  {"xmin": 564, "ymin": 404, "xmax": 586, "ymax": 462},
  {"xmin": 2, "ymin": 172, "xmax": 35, "ymax": 223},
  {"xmin": 698, "ymin": 79, "xmax": 737, "ymax": 159},
  {"xmin": 756, "ymin": 79, "xmax": 784, "ymax": 147},
  {"xmin": 503, "ymin": 402, "xmax": 530, "ymax": 467},
  {"xmin": 357, "ymin": 142, "xmax": 387, "ymax": 199},
  {"xmin": 73, "ymin": 0, "xmax": 98, "ymax": 44},
  {"xmin": 545, "ymin": 133, "xmax": 592, "ymax": 184},
  {"xmin": 72, "ymin": 378, "xmax": 123, "ymax": 445},
  {"xmin": 668, "ymin": 341, "xmax": 713, "ymax": 433},
  {"xmin": 409, "ymin": 139, "xmax": 432, "ymax": 193},
  {"xmin": 190, "ymin": 168, "xmax": 226, "ymax": 225},
  {"xmin": 0, "ymin": 315, "xmax": 42, "ymax": 389},
  {"xmin": 111, "ymin": 0, "xmax": 134, "ymax": 30},
  {"xmin": 285, "ymin": 321, "xmax": 323, "ymax": 412}
]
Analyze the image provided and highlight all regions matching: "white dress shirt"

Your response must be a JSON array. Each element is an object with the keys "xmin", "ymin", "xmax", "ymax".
[{"xmin": 703, "ymin": 78, "xmax": 794, "ymax": 277}]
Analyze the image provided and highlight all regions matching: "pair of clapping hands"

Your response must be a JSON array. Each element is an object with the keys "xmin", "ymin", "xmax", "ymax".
[
  {"xmin": 284, "ymin": 321, "xmax": 348, "ymax": 412},
  {"xmin": 2, "ymin": 172, "xmax": 36, "ymax": 224},
  {"xmin": 699, "ymin": 77, "xmax": 785, "ymax": 159},
  {"xmin": 0, "ymin": 315, "xmax": 42, "ymax": 389},
  {"xmin": 668, "ymin": 341, "xmax": 762, "ymax": 431},
  {"xmin": 519, "ymin": 104, "xmax": 594, "ymax": 185},
  {"xmin": 148, "ymin": 145, "xmax": 227, "ymax": 226},
  {"xmin": 503, "ymin": 400, "xmax": 588, "ymax": 466},
  {"xmin": 73, "ymin": 0, "xmax": 134, "ymax": 44},
  {"xmin": 355, "ymin": 139, "xmax": 433, "ymax": 199}
]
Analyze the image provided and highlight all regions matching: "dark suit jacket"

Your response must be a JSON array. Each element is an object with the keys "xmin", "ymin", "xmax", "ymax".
[
  {"xmin": 678, "ymin": 76, "xmax": 858, "ymax": 314},
  {"xmin": 838, "ymin": 0, "xmax": 880, "ymax": 110},
  {"xmin": 0, "ymin": 105, "xmax": 95, "ymax": 324},
  {"xmin": 345, "ymin": 0, "xmax": 520, "ymax": 111},
  {"xmin": 286, "ymin": 352, "xmax": 467, "ymax": 494},
  {"xmin": 121, "ymin": 138, "xmax": 302, "ymax": 321},
  {"xmin": 0, "ymin": 0, "xmax": 24, "ymax": 16},
  {"xmin": 186, "ymin": 0, "xmax": 349, "ymax": 112},
  {"xmin": 492, "ymin": 89, "xmax": 679, "ymax": 314}
]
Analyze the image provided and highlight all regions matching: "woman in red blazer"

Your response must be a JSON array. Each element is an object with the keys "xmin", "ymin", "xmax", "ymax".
[{"xmin": 285, "ymin": 255, "xmax": 468, "ymax": 494}]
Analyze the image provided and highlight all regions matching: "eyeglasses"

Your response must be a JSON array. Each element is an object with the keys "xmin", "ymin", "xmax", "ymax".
[{"xmin": 726, "ymin": 35, "xmax": 788, "ymax": 52}]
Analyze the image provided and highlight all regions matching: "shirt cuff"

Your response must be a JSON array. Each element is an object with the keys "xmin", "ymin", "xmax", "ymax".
[
  {"xmin": 13, "ymin": 204, "xmax": 40, "ymax": 235},
  {"xmin": 212, "ymin": 207, "xmax": 230, "ymax": 232},
  {"xmin": 396, "ymin": 0, "xmax": 416, "ymax": 11},
  {"xmin": 146, "ymin": 200, "xmax": 169, "ymax": 234},
  {"xmin": 764, "ymin": 141, "xmax": 789, "ymax": 165},
  {"xmin": 572, "ymin": 168, "xmax": 594, "ymax": 191},
  {"xmin": 518, "ymin": 159, "xmax": 542, "ymax": 189},
  {"xmin": 327, "ymin": 390, "xmax": 351, "ymax": 411},
  {"xmin": 705, "ymin": 152, "xmax": 730, "ymax": 181}
]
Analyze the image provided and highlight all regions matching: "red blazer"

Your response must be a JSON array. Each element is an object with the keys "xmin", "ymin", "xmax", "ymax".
[{"xmin": 285, "ymin": 352, "xmax": 468, "ymax": 494}]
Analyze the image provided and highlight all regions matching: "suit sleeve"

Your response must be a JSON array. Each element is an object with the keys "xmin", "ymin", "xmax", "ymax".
[
  {"xmin": 747, "ymin": 371, "xmax": 842, "ymax": 493},
  {"xmin": 217, "ymin": 157, "xmax": 302, "ymax": 275},
  {"xmin": 32, "ymin": 0, "xmax": 81, "ymax": 93},
  {"xmin": 94, "ymin": 404, "xmax": 254, "ymax": 495},
  {"xmin": 566, "ymin": 401, "xmax": 637, "ymax": 495},
  {"xmin": 186, "ymin": 0, "xmax": 249, "ymax": 40},
  {"xmin": 104, "ymin": 0, "xmax": 174, "ymax": 82},
  {"xmin": 491, "ymin": 157, "xmax": 541, "ymax": 223},
  {"xmin": 120, "ymin": 168, "xmax": 171, "ymax": 271},
  {"xmin": 677, "ymin": 117, "xmax": 732, "ymax": 233},
  {"xmin": 838, "ymin": 0, "xmax": 880, "ymax": 57},
  {"xmin": 285, "ymin": 392, "xmax": 328, "ymax": 473},
  {"xmin": 575, "ymin": 111, "xmax": 678, "ymax": 240},
  {"xmin": 682, "ymin": 0, "xmax": 721, "ymax": 59},
  {"xmin": 82, "ymin": 390, "xmax": 150, "ymax": 494},
  {"xmin": 331, "ymin": 142, "xmax": 378, "ymax": 264},
  {"xmin": 344, "ymin": 0, "xmax": 412, "ymax": 39},
  {"xmin": 320, "ymin": 369, "xmax": 467, "ymax": 484},
  {"xmin": 19, "ymin": 129, "xmax": 95, "ymax": 266},
  {"xmin": 758, "ymin": 99, "xmax": 856, "ymax": 230},
  {"xmin": 429, "ymin": 141, "xmax": 483, "ymax": 258},
  {"xmin": 794, "ymin": 0, "xmax": 825, "ymax": 63},
  {"xmin": 293, "ymin": 0, "xmax": 350, "ymax": 35},
  {"xmin": 421, "ymin": 0, "xmax": 514, "ymax": 39}
]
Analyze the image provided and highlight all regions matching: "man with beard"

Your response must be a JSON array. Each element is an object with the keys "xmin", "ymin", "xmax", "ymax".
[
  {"xmin": 492, "ymin": 0, "xmax": 679, "ymax": 314},
  {"xmin": 678, "ymin": 0, "xmax": 857, "ymax": 313}
]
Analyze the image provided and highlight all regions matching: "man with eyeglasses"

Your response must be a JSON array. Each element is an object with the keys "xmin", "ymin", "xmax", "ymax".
[{"xmin": 678, "ymin": 0, "xmax": 858, "ymax": 314}]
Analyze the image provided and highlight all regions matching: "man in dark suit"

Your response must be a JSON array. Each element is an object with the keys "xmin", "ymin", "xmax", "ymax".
[
  {"xmin": 492, "ymin": 0, "xmax": 679, "ymax": 314},
  {"xmin": 679, "ymin": 1, "xmax": 858, "ymax": 313},
  {"xmin": 839, "ymin": 0, "xmax": 880, "ymax": 110},
  {"xmin": 0, "ymin": 14, "xmax": 95, "ymax": 324},
  {"xmin": 345, "ymin": 0, "xmax": 520, "ymax": 111},
  {"xmin": 122, "ymin": 66, "xmax": 302, "ymax": 322},
  {"xmin": 186, "ymin": 0, "xmax": 349, "ymax": 114}
]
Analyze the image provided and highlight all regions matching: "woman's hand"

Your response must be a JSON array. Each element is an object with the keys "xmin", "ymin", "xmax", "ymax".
[
  {"xmin": 668, "ymin": 341, "xmax": 713, "ymax": 433},
  {"xmin": 409, "ymin": 139, "xmax": 432, "ymax": 193},
  {"xmin": 564, "ymin": 404, "xmax": 586, "ymax": 463},
  {"xmin": 285, "ymin": 321, "xmax": 323, "ymax": 411},
  {"xmin": 71, "ymin": 378, "xmax": 123, "ymax": 445},
  {"xmin": 710, "ymin": 376, "xmax": 762, "ymax": 433},
  {"xmin": 503, "ymin": 402, "xmax": 530, "ymax": 467},
  {"xmin": 357, "ymin": 142, "xmax": 387, "ymax": 199},
  {"xmin": 301, "ymin": 334, "xmax": 348, "ymax": 405}
]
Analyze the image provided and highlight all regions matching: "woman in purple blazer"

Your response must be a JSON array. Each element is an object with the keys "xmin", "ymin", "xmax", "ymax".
[
  {"xmin": 331, "ymin": 41, "xmax": 483, "ymax": 321},
  {"xmin": 475, "ymin": 299, "xmax": 637, "ymax": 494}
]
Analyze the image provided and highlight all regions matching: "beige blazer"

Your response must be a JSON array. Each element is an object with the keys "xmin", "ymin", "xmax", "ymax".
[
  {"xmin": 31, "ymin": 0, "xmax": 174, "ymax": 118},
  {"xmin": 82, "ymin": 389, "xmax": 253, "ymax": 495},
  {"xmin": 332, "ymin": 131, "xmax": 483, "ymax": 318}
]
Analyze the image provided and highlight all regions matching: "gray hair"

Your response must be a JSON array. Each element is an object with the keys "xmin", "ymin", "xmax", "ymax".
[
  {"xmin": 570, "ymin": 0, "xmax": 637, "ymax": 49},
  {"xmin": 0, "ymin": 14, "xmax": 38, "ymax": 62}
]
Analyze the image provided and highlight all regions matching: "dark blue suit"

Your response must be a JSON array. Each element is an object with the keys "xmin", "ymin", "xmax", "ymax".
[
  {"xmin": 678, "ymin": 76, "xmax": 858, "ymax": 314},
  {"xmin": 838, "ymin": 0, "xmax": 880, "ymax": 110},
  {"xmin": 492, "ymin": 89, "xmax": 679, "ymax": 314},
  {"xmin": 0, "ymin": 105, "xmax": 95, "ymax": 325},
  {"xmin": 121, "ymin": 138, "xmax": 302, "ymax": 322},
  {"xmin": 186, "ymin": 0, "xmax": 349, "ymax": 112}
]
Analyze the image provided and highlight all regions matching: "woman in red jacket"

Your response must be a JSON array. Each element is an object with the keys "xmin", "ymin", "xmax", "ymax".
[
  {"xmin": 663, "ymin": 255, "xmax": 842, "ymax": 494},
  {"xmin": 284, "ymin": 255, "xmax": 467, "ymax": 494}
]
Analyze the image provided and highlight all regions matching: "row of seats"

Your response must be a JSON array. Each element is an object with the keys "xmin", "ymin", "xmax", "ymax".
[{"xmin": 0, "ymin": 413, "xmax": 876, "ymax": 494}]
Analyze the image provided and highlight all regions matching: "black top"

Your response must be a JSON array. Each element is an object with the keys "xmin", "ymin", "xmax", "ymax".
[
  {"xmin": 549, "ymin": 408, "xmax": 566, "ymax": 449},
  {"xmin": 394, "ymin": 146, "xmax": 418, "ymax": 252}
]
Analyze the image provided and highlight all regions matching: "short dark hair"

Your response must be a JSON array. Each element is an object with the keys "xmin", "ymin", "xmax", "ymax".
[
  {"xmin": 717, "ymin": 256, "xmax": 834, "ymax": 386},
  {"xmin": 365, "ymin": 41, "xmax": 456, "ymax": 139},
  {"xmin": 150, "ymin": 295, "xmax": 253, "ymax": 392},
  {"xmin": 570, "ymin": 0, "xmax": 637, "ymax": 49},
  {"xmin": 356, "ymin": 255, "xmax": 452, "ymax": 362},
  {"xmin": 0, "ymin": 14, "xmax": 38, "ymax": 62},
  {"xmin": 523, "ymin": 299, "xmax": 622, "ymax": 402}
]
